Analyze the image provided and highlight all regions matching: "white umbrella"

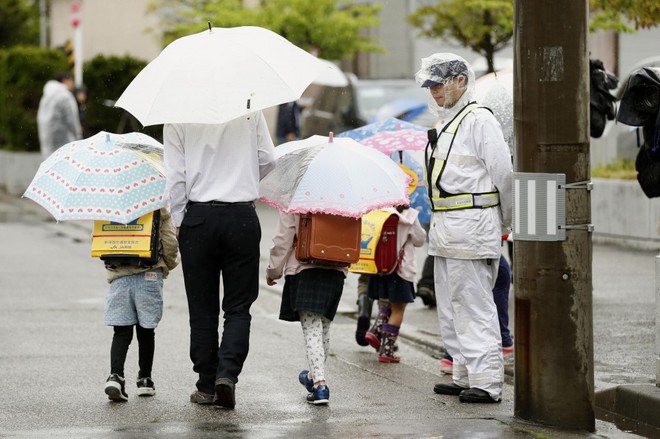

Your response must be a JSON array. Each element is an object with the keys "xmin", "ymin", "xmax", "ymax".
[
  {"xmin": 475, "ymin": 68, "xmax": 514, "ymax": 151},
  {"xmin": 259, "ymin": 134, "xmax": 411, "ymax": 218},
  {"xmin": 312, "ymin": 59, "xmax": 349, "ymax": 87},
  {"xmin": 115, "ymin": 26, "xmax": 326, "ymax": 126}
]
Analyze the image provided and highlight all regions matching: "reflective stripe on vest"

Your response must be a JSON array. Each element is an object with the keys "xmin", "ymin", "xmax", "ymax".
[
  {"xmin": 428, "ymin": 103, "xmax": 500, "ymax": 211},
  {"xmin": 433, "ymin": 192, "xmax": 500, "ymax": 211}
]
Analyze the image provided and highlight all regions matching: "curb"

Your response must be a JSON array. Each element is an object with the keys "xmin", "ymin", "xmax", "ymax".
[{"xmin": 595, "ymin": 384, "xmax": 660, "ymax": 438}]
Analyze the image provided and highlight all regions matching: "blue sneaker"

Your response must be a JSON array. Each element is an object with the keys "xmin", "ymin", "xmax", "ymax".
[
  {"xmin": 298, "ymin": 370, "xmax": 314, "ymax": 393},
  {"xmin": 306, "ymin": 385, "xmax": 330, "ymax": 405}
]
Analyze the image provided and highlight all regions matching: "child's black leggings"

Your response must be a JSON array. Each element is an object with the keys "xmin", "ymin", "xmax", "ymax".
[{"xmin": 110, "ymin": 325, "xmax": 155, "ymax": 379}]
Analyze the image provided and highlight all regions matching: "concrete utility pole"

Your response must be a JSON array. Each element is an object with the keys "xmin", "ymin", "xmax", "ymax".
[{"xmin": 513, "ymin": 0, "xmax": 594, "ymax": 432}]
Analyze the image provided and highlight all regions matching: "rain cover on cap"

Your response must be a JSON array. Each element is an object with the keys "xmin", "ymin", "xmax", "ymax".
[{"xmin": 415, "ymin": 53, "xmax": 476, "ymax": 122}]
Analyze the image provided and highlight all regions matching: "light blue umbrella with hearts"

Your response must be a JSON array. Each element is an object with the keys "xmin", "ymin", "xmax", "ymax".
[{"xmin": 23, "ymin": 131, "xmax": 166, "ymax": 224}]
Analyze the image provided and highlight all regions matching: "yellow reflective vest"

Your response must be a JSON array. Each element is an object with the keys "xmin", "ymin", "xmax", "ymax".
[{"xmin": 427, "ymin": 102, "xmax": 500, "ymax": 212}]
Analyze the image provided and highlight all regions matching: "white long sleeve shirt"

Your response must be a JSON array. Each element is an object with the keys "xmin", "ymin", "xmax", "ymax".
[{"xmin": 163, "ymin": 112, "xmax": 276, "ymax": 226}]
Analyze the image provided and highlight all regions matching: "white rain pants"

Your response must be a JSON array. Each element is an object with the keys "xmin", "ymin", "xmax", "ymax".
[{"xmin": 434, "ymin": 256, "xmax": 503, "ymax": 400}]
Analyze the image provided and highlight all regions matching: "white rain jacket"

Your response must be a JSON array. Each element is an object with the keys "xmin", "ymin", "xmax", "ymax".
[
  {"xmin": 37, "ymin": 80, "xmax": 82, "ymax": 158},
  {"xmin": 427, "ymin": 108, "xmax": 513, "ymax": 259}
]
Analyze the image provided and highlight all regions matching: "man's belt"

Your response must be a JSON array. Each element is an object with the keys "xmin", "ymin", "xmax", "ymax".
[{"xmin": 431, "ymin": 192, "xmax": 499, "ymax": 211}]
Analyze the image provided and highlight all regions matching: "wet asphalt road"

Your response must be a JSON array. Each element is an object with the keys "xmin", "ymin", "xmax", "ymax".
[{"xmin": 0, "ymin": 197, "xmax": 653, "ymax": 438}]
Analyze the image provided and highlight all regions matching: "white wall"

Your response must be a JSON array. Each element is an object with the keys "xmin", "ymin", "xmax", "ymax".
[{"xmin": 50, "ymin": 0, "xmax": 162, "ymax": 63}]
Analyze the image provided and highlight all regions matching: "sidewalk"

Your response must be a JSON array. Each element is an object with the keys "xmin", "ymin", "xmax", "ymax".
[{"xmin": 1, "ymin": 189, "xmax": 658, "ymax": 437}]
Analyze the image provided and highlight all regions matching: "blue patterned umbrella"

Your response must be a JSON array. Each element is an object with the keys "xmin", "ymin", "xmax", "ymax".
[
  {"xmin": 337, "ymin": 119, "xmax": 432, "ymax": 224},
  {"xmin": 23, "ymin": 131, "xmax": 166, "ymax": 224},
  {"xmin": 336, "ymin": 117, "xmax": 427, "ymax": 142},
  {"xmin": 391, "ymin": 151, "xmax": 432, "ymax": 225}
]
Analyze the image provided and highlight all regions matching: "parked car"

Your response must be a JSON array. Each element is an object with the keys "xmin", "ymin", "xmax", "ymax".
[{"xmin": 301, "ymin": 74, "xmax": 435, "ymax": 138}]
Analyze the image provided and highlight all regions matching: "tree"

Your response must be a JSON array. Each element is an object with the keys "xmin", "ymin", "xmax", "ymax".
[
  {"xmin": 0, "ymin": 0, "xmax": 40, "ymax": 48},
  {"xmin": 148, "ymin": 0, "xmax": 382, "ymax": 60},
  {"xmin": 408, "ymin": 0, "xmax": 514, "ymax": 74},
  {"xmin": 408, "ymin": 0, "xmax": 659, "ymax": 75},
  {"xmin": 589, "ymin": 0, "xmax": 660, "ymax": 32}
]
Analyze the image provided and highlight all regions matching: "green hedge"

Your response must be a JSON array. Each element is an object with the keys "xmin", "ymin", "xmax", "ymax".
[
  {"xmin": 0, "ymin": 48, "xmax": 160, "ymax": 152},
  {"xmin": 0, "ymin": 46, "xmax": 68, "ymax": 151},
  {"xmin": 84, "ymin": 55, "xmax": 162, "ymax": 142}
]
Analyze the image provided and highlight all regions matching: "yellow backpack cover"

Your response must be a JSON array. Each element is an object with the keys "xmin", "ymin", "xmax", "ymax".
[
  {"xmin": 91, "ymin": 210, "xmax": 159, "ymax": 265},
  {"xmin": 349, "ymin": 210, "xmax": 394, "ymax": 275}
]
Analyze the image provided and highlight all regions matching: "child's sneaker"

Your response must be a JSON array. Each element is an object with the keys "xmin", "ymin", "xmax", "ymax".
[
  {"xmin": 105, "ymin": 374, "xmax": 128, "ymax": 402},
  {"xmin": 306, "ymin": 385, "xmax": 330, "ymax": 405},
  {"xmin": 136, "ymin": 377, "xmax": 156, "ymax": 397},
  {"xmin": 298, "ymin": 370, "xmax": 314, "ymax": 393}
]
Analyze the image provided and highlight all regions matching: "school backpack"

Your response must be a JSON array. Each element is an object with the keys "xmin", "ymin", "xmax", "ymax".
[
  {"xmin": 91, "ymin": 209, "xmax": 161, "ymax": 267},
  {"xmin": 350, "ymin": 210, "xmax": 402, "ymax": 275},
  {"xmin": 295, "ymin": 213, "xmax": 361, "ymax": 267}
]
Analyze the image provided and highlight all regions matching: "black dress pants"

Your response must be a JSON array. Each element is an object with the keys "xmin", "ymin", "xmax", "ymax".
[{"xmin": 178, "ymin": 203, "xmax": 261, "ymax": 394}]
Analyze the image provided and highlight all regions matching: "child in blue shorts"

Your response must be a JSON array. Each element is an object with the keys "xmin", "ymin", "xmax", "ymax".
[{"xmin": 103, "ymin": 207, "xmax": 179, "ymax": 402}]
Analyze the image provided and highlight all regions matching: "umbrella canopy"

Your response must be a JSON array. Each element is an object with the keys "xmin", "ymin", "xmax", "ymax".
[
  {"xmin": 312, "ymin": 59, "xmax": 349, "ymax": 87},
  {"xmin": 337, "ymin": 117, "xmax": 427, "ymax": 142},
  {"xmin": 338, "ymin": 116, "xmax": 428, "ymax": 155},
  {"xmin": 359, "ymin": 129, "xmax": 427, "ymax": 154},
  {"xmin": 390, "ymin": 151, "xmax": 432, "ymax": 225},
  {"xmin": 259, "ymin": 135, "xmax": 411, "ymax": 218},
  {"xmin": 115, "ymin": 26, "xmax": 326, "ymax": 126},
  {"xmin": 23, "ymin": 131, "xmax": 166, "ymax": 223},
  {"xmin": 475, "ymin": 68, "xmax": 514, "ymax": 151}
]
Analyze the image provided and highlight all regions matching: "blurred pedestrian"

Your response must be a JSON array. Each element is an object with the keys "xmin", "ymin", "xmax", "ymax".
[
  {"xmin": 164, "ymin": 114, "xmax": 275, "ymax": 408},
  {"xmin": 73, "ymin": 86, "xmax": 89, "ymax": 138},
  {"xmin": 266, "ymin": 212, "xmax": 348, "ymax": 405},
  {"xmin": 363, "ymin": 205, "xmax": 426, "ymax": 363},
  {"xmin": 37, "ymin": 71, "xmax": 82, "ymax": 158},
  {"xmin": 276, "ymin": 101, "xmax": 301, "ymax": 144},
  {"xmin": 102, "ymin": 207, "xmax": 179, "ymax": 402},
  {"xmin": 416, "ymin": 53, "xmax": 513, "ymax": 404}
]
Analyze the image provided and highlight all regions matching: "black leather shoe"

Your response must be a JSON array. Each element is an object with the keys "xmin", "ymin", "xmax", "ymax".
[
  {"xmin": 433, "ymin": 382, "xmax": 466, "ymax": 395},
  {"xmin": 214, "ymin": 378, "xmax": 236, "ymax": 409},
  {"xmin": 458, "ymin": 388, "xmax": 501, "ymax": 404}
]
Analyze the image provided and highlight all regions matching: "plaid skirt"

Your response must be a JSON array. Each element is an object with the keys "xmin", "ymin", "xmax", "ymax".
[
  {"xmin": 367, "ymin": 272, "xmax": 416, "ymax": 304},
  {"xmin": 279, "ymin": 267, "xmax": 345, "ymax": 322}
]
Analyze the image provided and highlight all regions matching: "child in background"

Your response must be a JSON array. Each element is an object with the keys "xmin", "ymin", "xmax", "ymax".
[
  {"xmin": 364, "ymin": 204, "xmax": 426, "ymax": 362},
  {"xmin": 266, "ymin": 212, "xmax": 348, "ymax": 405},
  {"xmin": 103, "ymin": 207, "xmax": 179, "ymax": 402}
]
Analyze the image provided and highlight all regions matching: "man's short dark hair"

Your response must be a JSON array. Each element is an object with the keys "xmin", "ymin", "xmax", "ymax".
[{"xmin": 55, "ymin": 71, "xmax": 73, "ymax": 82}]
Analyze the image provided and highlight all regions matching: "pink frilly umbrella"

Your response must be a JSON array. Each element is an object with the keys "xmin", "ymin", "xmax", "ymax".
[
  {"xmin": 358, "ymin": 128, "xmax": 427, "ymax": 154},
  {"xmin": 259, "ymin": 134, "xmax": 411, "ymax": 218}
]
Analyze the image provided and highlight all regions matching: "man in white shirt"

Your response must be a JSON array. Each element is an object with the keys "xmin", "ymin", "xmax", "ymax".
[
  {"xmin": 164, "ymin": 112, "xmax": 276, "ymax": 408},
  {"xmin": 416, "ymin": 53, "xmax": 513, "ymax": 404}
]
